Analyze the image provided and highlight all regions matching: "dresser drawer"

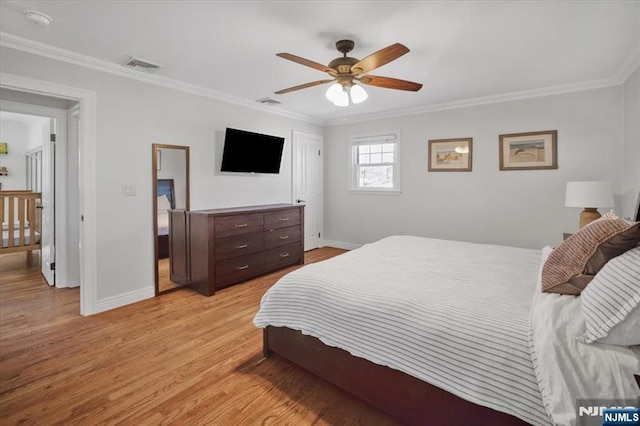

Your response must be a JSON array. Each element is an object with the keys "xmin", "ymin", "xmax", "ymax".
[
  {"xmin": 214, "ymin": 233, "xmax": 264, "ymax": 260},
  {"xmin": 264, "ymin": 208, "xmax": 301, "ymax": 230},
  {"xmin": 215, "ymin": 253, "xmax": 263, "ymax": 287},
  {"xmin": 262, "ymin": 243, "xmax": 302, "ymax": 272},
  {"xmin": 264, "ymin": 225, "xmax": 301, "ymax": 249},
  {"xmin": 215, "ymin": 213, "xmax": 264, "ymax": 238}
]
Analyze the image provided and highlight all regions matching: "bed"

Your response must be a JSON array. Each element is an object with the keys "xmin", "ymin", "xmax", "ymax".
[
  {"xmin": 254, "ymin": 235, "xmax": 640, "ymax": 425},
  {"xmin": 1, "ymin": 191, "xmax": 42, "ymax": 255},
  {"xmin": 157, "ymin": 179, "xmax": 175, "ymax": 259}
]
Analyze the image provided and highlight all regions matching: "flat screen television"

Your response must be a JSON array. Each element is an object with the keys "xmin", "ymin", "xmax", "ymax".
[{"xmin": 221, "ymin": 128, "xmax": 285, "ymax": 174}]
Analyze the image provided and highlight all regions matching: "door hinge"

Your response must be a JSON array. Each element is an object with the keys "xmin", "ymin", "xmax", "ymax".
[
  {"xmin": 50, "ymin": 262, "xmax": 55, "ymax": 271},
  {"xmin": 50, "ymin": 134, "xmax": 56, "ymax": 142},
  {"xmin": 318, "ymin": 150, "xmax": 321, "ymax": 156},
  {"xmin": 318, "ymin": 232, "xmax": 321, "ymax": 238},
  {"xmin": 81, "ymin": 215, "xmax": 84, "ymax": 222}
]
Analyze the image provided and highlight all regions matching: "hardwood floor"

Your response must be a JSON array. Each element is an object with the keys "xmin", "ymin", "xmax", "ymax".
[
  {"xmin": 158, "ymin": 257, "xmax": 183, "ymax": 293},
  {"xmin": 0, "ymin": 248, "xmax": 399, "ymax": 425}
]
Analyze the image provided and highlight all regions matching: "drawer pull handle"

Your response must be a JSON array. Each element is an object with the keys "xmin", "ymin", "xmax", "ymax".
[
  {"xmin": 235, "ymin": 223, "xmax": 248, "ymax": 228},
  {"xmin": 279, "ymin": 217, "xmax": 290, "ymax": 221},
  {"xmin": 236, "ymin": 264, "xmax": 249, "ymax": 270},
  {"xmin": 280, "ymin": 253, "xmax": 290, "ymax": 258},
  {"xmin": 235, "ymin": 244, "xmax": 248, "ymax": 249},
  {"xmin": 279, "ymin": 235, "xmax": 289, "ymax": 240}
]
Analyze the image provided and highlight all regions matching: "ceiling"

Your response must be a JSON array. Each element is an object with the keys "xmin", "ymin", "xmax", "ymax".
[{"xmin": 1, "ymin": 1, "xmax": 639, "ymax": 124}]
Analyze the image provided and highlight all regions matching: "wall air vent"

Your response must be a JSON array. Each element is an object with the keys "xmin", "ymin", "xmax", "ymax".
[
  {"xmin": 256, "ymin": 97, "xmax": 282, "ymax": 106},
  {"xmin": 123, "ymin": 57, "xmax": 161, "ymax": 73}
]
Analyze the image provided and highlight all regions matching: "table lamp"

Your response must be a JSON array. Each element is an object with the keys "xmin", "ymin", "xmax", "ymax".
[{"xmin": 565, "ymin": 181, "xmax": 614, "ymax": 228}]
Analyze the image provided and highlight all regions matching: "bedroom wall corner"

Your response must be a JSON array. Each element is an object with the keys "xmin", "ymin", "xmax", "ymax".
[{"xmin": 622, "ymin": 65, "xmax": 640, "ymax": 220}]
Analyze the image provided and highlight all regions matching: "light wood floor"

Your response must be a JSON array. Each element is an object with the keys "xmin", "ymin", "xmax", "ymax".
[{"xmin": 0, "ymin": 248, "xmax": 399, "ymax": 425}]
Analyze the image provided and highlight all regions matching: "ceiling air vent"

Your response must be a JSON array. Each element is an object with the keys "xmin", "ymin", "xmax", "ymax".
[
  {"xmin": 123, "ymin": 57, "xmax": 161, "ymax": 73},
  {"xmin": 256, "ymin": 97, "xmax": 282, "ymax": 106}
]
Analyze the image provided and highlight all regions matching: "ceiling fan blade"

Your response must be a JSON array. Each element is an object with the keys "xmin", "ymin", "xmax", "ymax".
[
  {"xmin": 274, "ymin": 79, "xmax": 334, "ymax": 95},
  {"xmin": 276, "ymin": 53, "xmax": 335, "ymax": 74},
  {"xmin": 359, "ymin": 75, "xmax": 423, "ymax": 91},
  {"xmin": 350, "ymin": 43, "xmax": 410, "ymax": 75}
]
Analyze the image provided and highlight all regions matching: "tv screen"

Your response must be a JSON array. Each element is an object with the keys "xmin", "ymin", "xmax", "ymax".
[{"xmin": 221, "ymin": 128, "xmax": 285, "ymax": 174}]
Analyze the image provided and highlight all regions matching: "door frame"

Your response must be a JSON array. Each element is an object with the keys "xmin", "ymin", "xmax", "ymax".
[
  {"xmin": 1, "ymin": 72, "xmax": 98, "ymax": 315},
  {"xmin": 291, "ymin": 130, "xmax": 324, "ymax": 249}
]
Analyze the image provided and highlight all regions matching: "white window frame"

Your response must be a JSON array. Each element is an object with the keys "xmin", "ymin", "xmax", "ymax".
[{"xmin": 348, "ymin": 131, "xmax": 400, "ymax": 194}]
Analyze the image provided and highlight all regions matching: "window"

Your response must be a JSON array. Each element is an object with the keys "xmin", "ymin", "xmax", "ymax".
[{"xmin": 349, "ymin": 132, "xmax": 400, "ymax": 193}]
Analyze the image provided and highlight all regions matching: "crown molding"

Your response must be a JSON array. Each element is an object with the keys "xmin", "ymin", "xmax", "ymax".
[
  {"xmin": 614, "ymin": 39, "xmax": 640, "ymax": 84},
  {"xmin": 0, "ymin": 32, "xmax": 322, "ymax": 125}
]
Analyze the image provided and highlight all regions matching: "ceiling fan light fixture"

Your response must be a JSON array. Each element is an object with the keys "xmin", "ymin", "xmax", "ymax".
[
  {"xmin": 326, "ymin": 83, "xmax": 349, "ymax": 106},
  {"xmin": 350, "ymin": 84, "xmax": 368, "ymax": 104}
]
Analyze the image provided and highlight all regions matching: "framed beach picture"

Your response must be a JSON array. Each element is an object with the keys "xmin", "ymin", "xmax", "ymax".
[
  {"xmin": 499, "ymin": 130, "xmax": 557, "ymax": 170},
  {"xmin": 428, "ymin": 138, "xmax": 472, "ymax": 172}
]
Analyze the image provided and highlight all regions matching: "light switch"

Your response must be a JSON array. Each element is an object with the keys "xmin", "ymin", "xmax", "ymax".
[{"xmin": 121, "ymin": 184, "xmax": 137, "ymax": 196}]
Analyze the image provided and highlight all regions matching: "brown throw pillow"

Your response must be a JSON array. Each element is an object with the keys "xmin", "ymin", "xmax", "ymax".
[{"xmin": 542, "ymin": 219, "xmax": 640, "ymax": 295}]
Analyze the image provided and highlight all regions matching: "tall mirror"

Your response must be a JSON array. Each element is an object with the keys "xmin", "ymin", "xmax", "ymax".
[{"xmin": 152, "ymin": 143, "xmax": 190, "ymax": 295}]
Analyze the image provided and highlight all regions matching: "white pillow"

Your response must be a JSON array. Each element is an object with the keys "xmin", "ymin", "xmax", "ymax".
[
  {"xmin": 157, "ymin": 195, "xmax": 171, "ymax": 213},
  {"xmin": 579, "ymin": 247, "xmax": 640, "ymax": 345}
]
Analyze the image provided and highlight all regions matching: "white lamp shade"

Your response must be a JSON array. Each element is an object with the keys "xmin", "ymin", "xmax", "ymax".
[
  {"xmin": 350, "ymin": 84, "xmax": 368, "ymax": 104},
  {"xmin": 565, "ymin": 181, "xmax": 614, "ymax": 208},
  {"xmin": 325, "ymin": 83, "xmax": 348, "ymax": 106}
]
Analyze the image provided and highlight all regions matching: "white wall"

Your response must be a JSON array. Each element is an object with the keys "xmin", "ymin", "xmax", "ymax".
[
  {"xmin": 623, "ymin": 66, "xmax": 640, "ymax": 220},
  {"xmin": 0, "ymin": 119, "xmax": 28, "ymax": 190},
  {"xmin": 324, "ymin": 87, "xmax": 624, "ymax": 250},
  {"xmin": 0, "ymin": 46, "xmax": 322, "ymax": 303},
  {"xmin": 0, "ymin": 113, "xmax": 49, "ymax": 190}
]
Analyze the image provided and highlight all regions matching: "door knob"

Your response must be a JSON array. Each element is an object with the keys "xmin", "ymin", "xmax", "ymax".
[{"xmin": 296, "ymin": 199, "xmax": 306, "ymax": 203}]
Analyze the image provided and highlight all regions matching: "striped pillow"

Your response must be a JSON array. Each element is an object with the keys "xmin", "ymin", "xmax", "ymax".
[
  {"xmin": 541, "ymin": 218, "xmax": 640, "ymax": 294},
  {"xmin": 580, "ymin": 247, "xmax": 640, "ymax": 345}
]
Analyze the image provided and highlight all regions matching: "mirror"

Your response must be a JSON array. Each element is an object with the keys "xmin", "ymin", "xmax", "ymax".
[{"xmin": 153, "ymin": 143, "xmax": 190, "ymax": 295}]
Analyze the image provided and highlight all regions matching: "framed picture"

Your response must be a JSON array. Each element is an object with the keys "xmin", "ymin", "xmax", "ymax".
[
  {"xmin": 499, "ymin": 130, "xmax": 557, "ymax": 170},
  {"xmin": 428, "ymin": 138, "xmax": 473, "ymax": 172}
]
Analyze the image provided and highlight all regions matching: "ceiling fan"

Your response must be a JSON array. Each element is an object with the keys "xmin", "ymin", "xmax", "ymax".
[{"xmin": 274, "ymin": 40, "xmax": 423, "ymax": 106}]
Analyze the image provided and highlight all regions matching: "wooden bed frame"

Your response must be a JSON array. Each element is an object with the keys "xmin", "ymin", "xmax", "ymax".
[
  {"xmin": 263, "ymin": 325, "xmax": 528, "ymax": 426},
  {"xmin": 0, "ymin": 191, "xmax": 42, "ymax": 255}
]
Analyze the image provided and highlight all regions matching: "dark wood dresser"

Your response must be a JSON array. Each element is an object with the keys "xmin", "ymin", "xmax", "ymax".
[{"xmin": 175, "ymin": 204, "xmax": 304, "ymax": 296}]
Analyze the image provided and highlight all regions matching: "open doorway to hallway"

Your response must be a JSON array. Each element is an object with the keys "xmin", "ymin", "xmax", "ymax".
[{"xmin": 0, "ymin": 90, "xmax": 80, "ymax": 301}]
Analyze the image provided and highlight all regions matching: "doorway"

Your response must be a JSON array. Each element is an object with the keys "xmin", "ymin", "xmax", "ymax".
[
  {"xmin": 0, "ymin": 101, "xmax": 75, "ymax": 288},
  {"xmin": 0, "ymin": 72, "xmax": 97, "ymax": 315}
]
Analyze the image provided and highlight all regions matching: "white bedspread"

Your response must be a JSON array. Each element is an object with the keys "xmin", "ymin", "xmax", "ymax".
[
  {"xmin": 530, "ymin": 248, "xmax": 640, "ymax": 426},
  {"xmin": 254, "ymin": 235, "xmax": 551, "ymax": 425},
  {"xmin": 158, "ymin": 212, "xmax": 169, "ymax": 236}
]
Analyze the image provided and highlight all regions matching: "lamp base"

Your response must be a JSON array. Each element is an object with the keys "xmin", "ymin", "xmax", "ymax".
[{"xmin": 579, "ymin": 208, "xmax": 601, "ymax": 228}]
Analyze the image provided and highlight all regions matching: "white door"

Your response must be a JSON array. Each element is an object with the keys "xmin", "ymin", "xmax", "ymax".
[
  {"xmin": 292, "ymin": 131, "xmax": 322, "ymax": 251},
  {"xmin": 40, "ymin": 118, "xmax": 55, "ymax": 286}
]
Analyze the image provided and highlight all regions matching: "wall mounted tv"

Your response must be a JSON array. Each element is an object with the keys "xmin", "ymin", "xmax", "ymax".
[{"xmin": 221, "ymin": 128, "xmax": 285, "ymax": 174}]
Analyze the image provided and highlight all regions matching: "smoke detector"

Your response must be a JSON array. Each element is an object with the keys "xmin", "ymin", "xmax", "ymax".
[
  {"xmin": 256, "ymin": 97, "xmax": 282, "ymax": 106},
  {"xmin": 23, "ymin": 9, "xmax": 53, "ymax": 26},
  {"xmin": 123, "ymin": 57, "xmax": 161, "ymax": 73}
]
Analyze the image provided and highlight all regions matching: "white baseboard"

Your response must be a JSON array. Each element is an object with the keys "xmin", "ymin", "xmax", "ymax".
[
  {"xmin": 321, "ymin": 239, "xmax": 362, "ymax": 250},
  {"xmin": 96, "ymin": 287, "xmax": 155, "ymax": 313}
]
